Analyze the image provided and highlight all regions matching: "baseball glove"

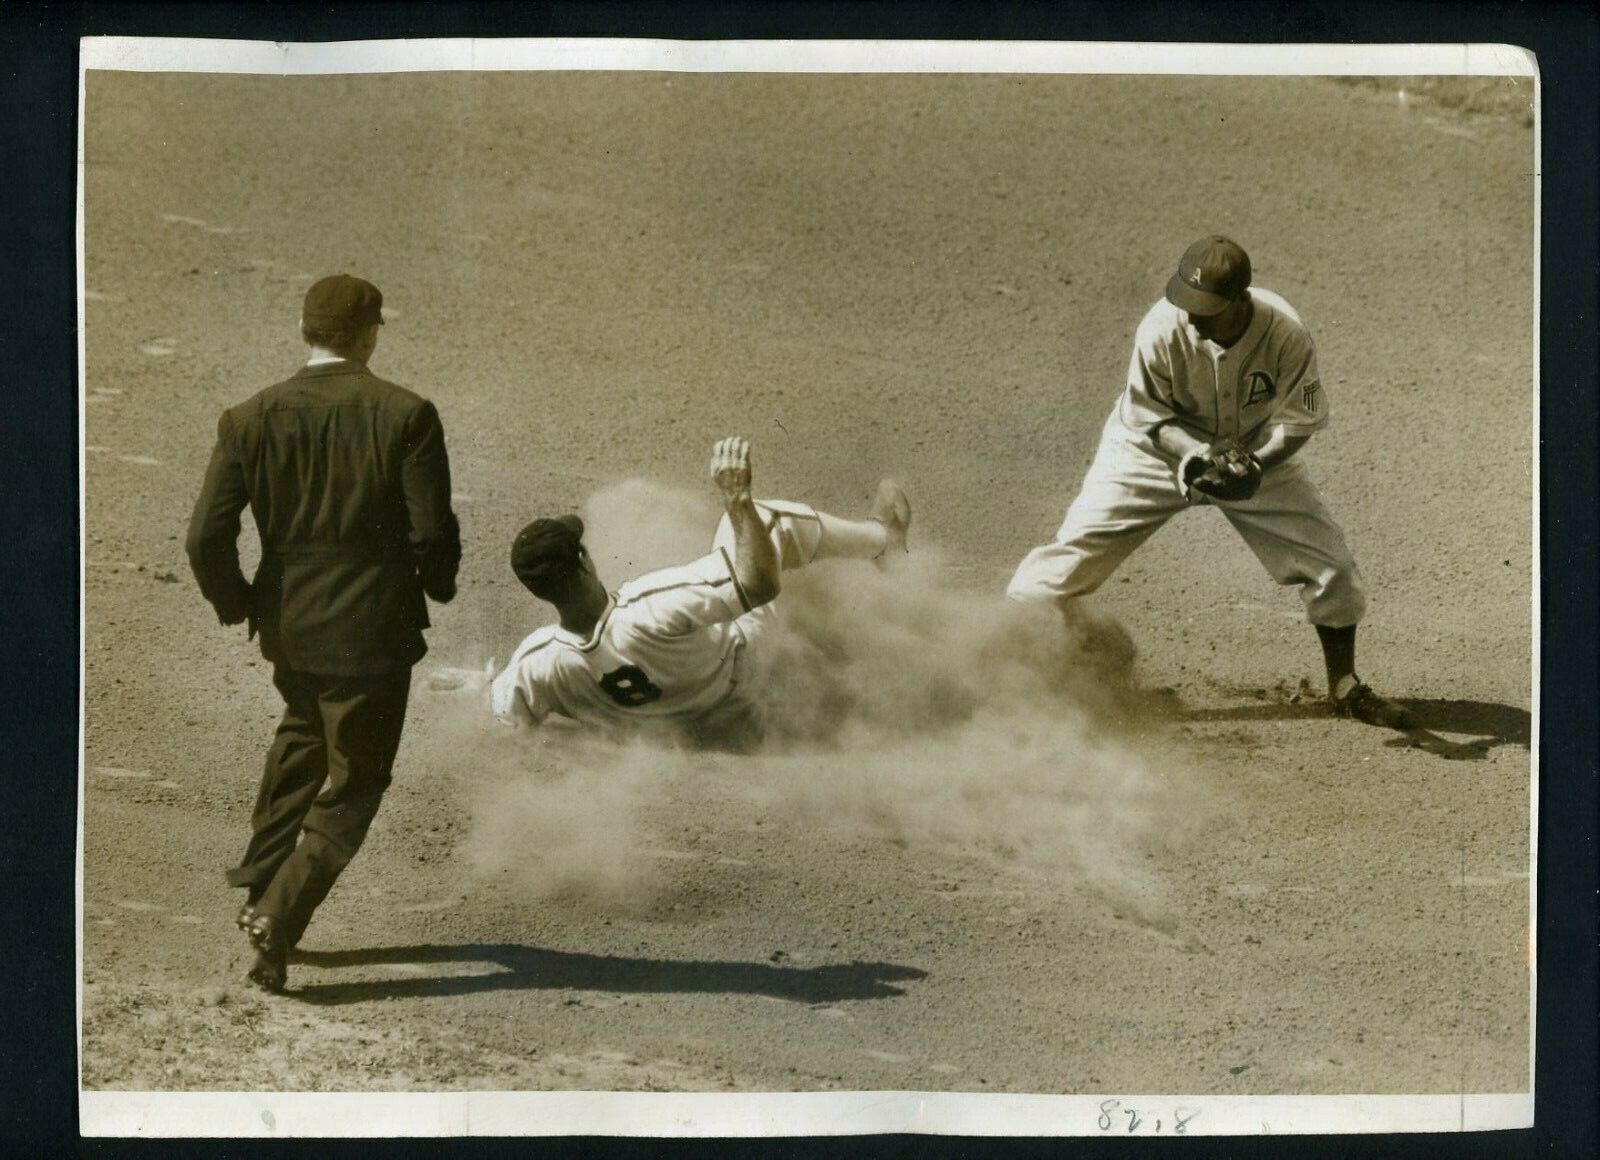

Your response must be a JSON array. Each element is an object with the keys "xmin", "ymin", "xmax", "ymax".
[{"xmin": 1180, "ymin": 443, "xmax": 1263, "ymax": 502}]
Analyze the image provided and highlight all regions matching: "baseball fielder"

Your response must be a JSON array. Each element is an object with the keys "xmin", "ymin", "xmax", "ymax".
[
  {"xmin": 1007, "ymin": 235, "xmax": 1411, "ymax": 728},
  {"xmin": 491, "ymin": 437, "xmax": 910, "ymax": 747}
]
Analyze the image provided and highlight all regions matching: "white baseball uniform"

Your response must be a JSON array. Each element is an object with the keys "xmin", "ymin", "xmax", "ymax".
[
  {"xmin": 1007, "ymin": 287, "xmax": 1367, "ymax": 627},
  {"xmin": 491, "ymin": 501, "xmax": 827, "ymax": 735}
]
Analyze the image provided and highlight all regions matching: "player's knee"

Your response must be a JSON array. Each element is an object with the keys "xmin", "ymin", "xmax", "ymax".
[
  {"xmin": 1007, "ymin": 559, "xmax": 1099, "ymax": 602},
  {"xmin": 771, "ymin": 522, "xmax": 812, "ymax": 570},
  {"xmin": 1004, "ymin": 574, "xmax": 1043, "ymax": 601},
  {"xmin": 1006, "ymin": 552, "xmax": 1051, "ymax": 599},
  {"xmin": 1303, "ymin": 565, "xmax": 1366, "ymax": 625}
]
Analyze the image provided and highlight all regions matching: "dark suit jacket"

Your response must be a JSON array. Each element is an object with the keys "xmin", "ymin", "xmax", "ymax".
[{"xmin": 186, "ymin": 360, "xmax": 461, "ymax": 676}]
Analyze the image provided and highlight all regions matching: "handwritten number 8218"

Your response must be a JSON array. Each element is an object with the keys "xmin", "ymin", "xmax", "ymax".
[{"xmin": 1097, "ymin": 1099, "xmax": 1200, "ymax": 1134}]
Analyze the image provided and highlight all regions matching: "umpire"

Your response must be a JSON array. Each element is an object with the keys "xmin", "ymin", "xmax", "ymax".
[{"xmin": 186, "ymin": 274, "xmax": 461, "ymax": 992}]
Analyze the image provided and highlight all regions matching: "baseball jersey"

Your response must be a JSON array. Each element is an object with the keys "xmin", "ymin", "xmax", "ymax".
[
  {"xmin": 490, "ymin": 548, "xmax": 757, "ymax": 731},
  {"xmin": 1116, "ymin": 287, "xmax": 1328, "ymax": 454}
]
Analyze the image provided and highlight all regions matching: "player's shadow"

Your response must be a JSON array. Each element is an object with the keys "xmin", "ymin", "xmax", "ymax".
[
  {"xmin": 1169, "ymin": 693, "xmax": 1530, "ymax": 762},
  {"xmin": 286, "ymin": 943, "xmax": 926, "ymax": 1007},
  {"xmin": 1381, "ymin": 698, "xmax": 1532, "ymax": 761}
]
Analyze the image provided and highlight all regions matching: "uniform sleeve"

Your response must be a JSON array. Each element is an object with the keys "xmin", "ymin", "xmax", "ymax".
[
  {"xmin": 401, "ymin": 400, "xmax": 462, "ymax": 604},
  {"xmin": 184, "ymin": 411, "xmax": 254, "ymax": 625},
  {"xmin": 1266, "ymin": 329, "xmax": 1329, "ymax": 435},
  {"xmin": 1117, "ymin": 313, "xmax": 1181, "ymax": 435},
  {"xmin": 491, "ymin": 650, "xmax": 552, "ymax": 728},
  {"xmin": 620, "ymin": 552, "xmax": 750, "ymax": 638}
]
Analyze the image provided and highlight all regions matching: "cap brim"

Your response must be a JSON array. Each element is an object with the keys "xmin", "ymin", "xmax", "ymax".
[{"xmin": 1165, "ymin": 275, "xmax": 1233, "ymax": 316}]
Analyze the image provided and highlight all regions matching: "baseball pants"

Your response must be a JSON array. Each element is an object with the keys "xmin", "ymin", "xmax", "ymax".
[
  {"xmin": 1007, "ymin": 430, "xmax": 1367, "ymax": 627},
  {"xmin": 711, "ymin": 499, "xmax": 887, "ymax": 569},
  {"xmin": 225, "ymin": 665, "xmax": 412, "ymax": 945}
]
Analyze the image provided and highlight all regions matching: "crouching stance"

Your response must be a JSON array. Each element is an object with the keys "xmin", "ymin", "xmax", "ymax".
[
  {"xmin": 1008, "ymin": 235, "xmax": 1410, "ymax": 728},
  {"xmin": 491, "ymin": 438, "xmax": 909, "ymax": 747}
]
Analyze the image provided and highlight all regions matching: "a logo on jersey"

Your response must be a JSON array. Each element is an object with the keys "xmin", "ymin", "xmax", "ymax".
[
  {"xmin": 1244, "ymin": 371, "xmax": 1276, "ymax": 405},
  {"xmin": 1302, "ymin": 380, "xmax": 1322, "ymax": 414},
  {"xmin": 599, "ymin": 664, "xmax": 663, "ymax": 707}
]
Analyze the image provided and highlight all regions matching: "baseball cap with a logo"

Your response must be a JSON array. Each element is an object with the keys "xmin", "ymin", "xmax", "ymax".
[
  {"xmin": 1165, "ymin": 236, "xmax": 1252, "ymax": 316},
  {"xmin": 302, "ymin": 274, "xmax": 385, "ymax": 330},
  {"xmin": 510, "ymin": 515, "xmax": 586, "ymax": 596}
]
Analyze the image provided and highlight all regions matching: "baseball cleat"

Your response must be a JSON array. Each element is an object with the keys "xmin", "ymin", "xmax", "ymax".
[
  {"xmin": 1330, "ymin": 681, "xmax": 1415, "ymax": 730},
  {"xmin": 870, "ymin": 480, "xmax": 911, "ymax": 554},
  {"xmin": 244, "ymin": 913, "xmax": 289, "ymax": 993},
  {"xmin": 236, "ymin": 903, "xmax": 258, "ymax": 933}
]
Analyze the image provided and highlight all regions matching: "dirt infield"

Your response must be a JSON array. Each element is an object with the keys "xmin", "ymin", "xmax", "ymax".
[{"xmin": 80, "ymin": 66, "xmax": 1533, "ymax": 1102}]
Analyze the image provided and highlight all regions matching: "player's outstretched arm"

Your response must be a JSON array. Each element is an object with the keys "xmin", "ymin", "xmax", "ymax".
[{"xmin": 710, "ymin": 436, "xmax": 780, "ymax": 609}]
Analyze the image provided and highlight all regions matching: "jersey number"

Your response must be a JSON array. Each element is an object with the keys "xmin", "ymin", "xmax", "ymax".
[{"xmin": 599, "ymin": 664, "xmax": 663, "ymax": 707}]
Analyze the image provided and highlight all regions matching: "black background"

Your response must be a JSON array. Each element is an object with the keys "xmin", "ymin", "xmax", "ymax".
[{"xmin": 2, "ymin": 2, "xmax": 1593, "ymax": 1157}]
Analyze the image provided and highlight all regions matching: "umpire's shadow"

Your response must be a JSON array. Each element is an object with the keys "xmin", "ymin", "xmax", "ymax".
[
  {"xmin": 1173, "ymin": 693, "xmax": 1530, "ymax": 762},
  {"xmin": 288, "ymin": 943, "xmax": 926, "ymax": 1007}
]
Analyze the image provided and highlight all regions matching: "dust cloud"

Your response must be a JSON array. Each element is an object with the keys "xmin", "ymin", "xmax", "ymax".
[{"xmin": 460, "ymin": 481, "xmax": 1205, "ymax": 918}]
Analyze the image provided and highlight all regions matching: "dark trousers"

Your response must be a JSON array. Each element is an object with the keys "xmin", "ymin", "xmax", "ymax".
[{"xmin": 225, "ymin": 665, "xmax": 412, "ymax": 945}]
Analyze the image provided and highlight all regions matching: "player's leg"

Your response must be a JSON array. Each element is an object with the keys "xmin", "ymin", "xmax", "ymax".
[
  {"xmin": 226, "ymin": 666, "xmax": 328, "ymax": 925},
  {"xmin": 712, "ymin": 484, "xmax": 910, "ymax": 571},
  {"xmin": 1215, "ymin": 461, "xmax": 1367, "ymax": 626},
  {"xmin": 1219, "ymin": 461, "xmax": 1412, "ymax": 728},
  {"xmin": 818, "ymin": 479, "xmax": 910, "ymax": 558},
  {"xmin": 1006, "ymin": 434, "xmax": 1186, "ymax": 604}
]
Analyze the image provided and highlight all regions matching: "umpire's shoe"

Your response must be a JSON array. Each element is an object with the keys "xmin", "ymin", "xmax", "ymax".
[
  {"xmin": 245, "ymin": 913, "xmax": 289, "ymax": 993},
  {"xmin": 1330, "ymin": 680, "xmax": 1415, "ymax": 730}
]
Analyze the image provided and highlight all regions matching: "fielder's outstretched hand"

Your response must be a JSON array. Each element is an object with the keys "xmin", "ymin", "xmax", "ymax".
[{"xmin": 710, "ymin": 437, "xmax": 754, "ymax": 504}]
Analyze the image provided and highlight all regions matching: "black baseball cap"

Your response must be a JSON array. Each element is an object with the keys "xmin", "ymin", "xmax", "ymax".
[
  {"xmin": 510, "ymin": 515, "xmax": 585, "ymax": 595},
  {"xmin": 1165, "ymin": 236, "xmax": 1252, "ymax": 316},
  {"xmin": 302, "ymin": 274, "xmax": 385, "ymax": 329}
]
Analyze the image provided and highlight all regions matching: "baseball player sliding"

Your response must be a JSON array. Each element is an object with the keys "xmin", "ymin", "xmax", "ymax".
[
  {"xmin": 1008, "ymin": 235, "xmax": 1412, "ymax": 729},
  {"xmin": 491, "ymin": 437, "xmax": 911, "ymax": 748}
]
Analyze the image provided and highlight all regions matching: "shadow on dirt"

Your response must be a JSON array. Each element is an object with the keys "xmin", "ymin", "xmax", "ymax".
[
  {"xmin": 287, "ymin": 944, "xmax": 926, "ymax": 1006},
  {"xmin": 1389, "ymin": 699, "xmax": 1531, "ymax": 747},
  {"xmin": 1380, "ymin": 699, "xmax": 1532, "ymax": 762},
  {"xmin": 1172, "ymin": 693, "xmax": 1530, "ymax": 762}
]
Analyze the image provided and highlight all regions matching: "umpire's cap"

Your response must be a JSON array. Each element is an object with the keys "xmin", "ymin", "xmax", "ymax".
[
  {"xmin": 303, "ymin": 274, "xmax": 385, "ymax": 329},
  {"xmin": 1165, "ymin": 236, "xmax": 1251, "ymax": 316},
  {"xmin": 511, "ymin": 515, "xmax": 586, "ymax": 597}
]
